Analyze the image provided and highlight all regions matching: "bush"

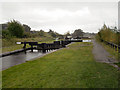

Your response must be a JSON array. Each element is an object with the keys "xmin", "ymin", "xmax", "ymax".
[
  {"xmin": 23, "ymin": 32, "xmax": 33, "ymax": 38},
  {"xmin": 97, "ymin": 24, "xmax": 119, "ymax": 44},
  {"xmin": 2, "ymin": 30, "xmax": 11, "ymax": 39},
  {"xmin": 8, "ymin": 20, "xmax": 24, "ymax": 38}
]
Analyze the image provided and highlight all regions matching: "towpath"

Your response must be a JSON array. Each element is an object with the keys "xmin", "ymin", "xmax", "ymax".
[{"xmin": 92, "ymin": 39, "xmax": 119, "ymax": 69}]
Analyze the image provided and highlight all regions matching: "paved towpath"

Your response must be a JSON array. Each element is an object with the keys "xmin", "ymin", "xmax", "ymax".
[{"xmin": 92, "ymin": 39, "xmax": 119, "ymax": 69}]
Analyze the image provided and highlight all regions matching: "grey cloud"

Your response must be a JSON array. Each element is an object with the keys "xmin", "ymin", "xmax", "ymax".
[{"xmin": 0, "ymin": 2, "xmax": 118, "ymax": 34}]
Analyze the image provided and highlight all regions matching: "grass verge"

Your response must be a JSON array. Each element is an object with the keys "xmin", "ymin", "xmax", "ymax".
[
  {"xmin": 2, "ymin": 42, "xmax": 119, "ymax": 88},
  {"xmin": 1, "ymin": 37, "xmax": 54, "ymax": 53}
]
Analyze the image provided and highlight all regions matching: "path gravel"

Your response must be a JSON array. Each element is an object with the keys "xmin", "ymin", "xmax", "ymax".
[
  {"xmin": 92, "ymin": 39, "xmax": 119, "ymax": 69},
  {"xmin": 92, "ymin": 39, "xmax": 118, "ymax": 63}
]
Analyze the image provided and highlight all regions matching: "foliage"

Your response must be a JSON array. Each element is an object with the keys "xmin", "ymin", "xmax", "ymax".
[
  {"xmin": 48, "ymin": 29, "xmax": 63, "ymax": 39},
  {"xmin": 23, "ymin": 32, "xmax": 32, "ymax": 38},
  {"xmin": 23, "ymin": 24, "xmax": 31, "ymax": 32},
  {"xmin": 7, "ymin": 20, "xmax": 24, "ymax": 38},
  {"xmin": 2, "ymin": 20, "xmax": 65, "ymax": 39},
  {"xmin": 97, "ymin": 24, "xmax": 119, "ymax": 44},
  {"xmin": 64, "ymin": 31, "xmax": 71, "ymax": 36},
  {"xmin": 48, "ymin": 29, "xmax": 57, "ymax": 38},
  {"xmin": 2, "ymin": 37, "xmax": 54, "ymax": 53},
  {"xmin": 38, "ymin": 30, "xmax": 45, "ymax": 36},
  {"xmin": 72, "ymin": 29, "xmax": 84, "ymax": 38},
  {"xmin": 2, "ymin": 30, "xmax": 11, "ymax": 39}
]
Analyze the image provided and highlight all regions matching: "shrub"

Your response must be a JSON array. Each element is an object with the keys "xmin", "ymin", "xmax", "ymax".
[
  {"xmin": 97, "ymin": 24, "xmax": 119, "ymax": 44},
  {"xmin": 8, "ymin": 20, "xmax": 24, "ymax": 38},
  {"xmin": 2, "ymin": 30, "xmax": 11, "ymax": 39}
]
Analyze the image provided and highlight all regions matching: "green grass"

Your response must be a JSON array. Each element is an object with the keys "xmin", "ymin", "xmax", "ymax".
[
  {"xmin": 2, "ymin": 42, "xmax": 119, "ymax": 88},
  {"xmin": 114, "ymin": 62, "xmax": 120, "ymax": 67},
  {"xmin": 1, "ymin": 44, "xmax": 23, "ymax": 53},
  {"xmin": 1, "ymin": 37, "xmax": 54, "ymax": 53}
]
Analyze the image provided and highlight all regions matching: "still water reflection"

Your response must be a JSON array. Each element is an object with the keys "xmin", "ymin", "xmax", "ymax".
[{"xmin": 1, "ymin": 50, "xmax": 53, "ymax": 70}]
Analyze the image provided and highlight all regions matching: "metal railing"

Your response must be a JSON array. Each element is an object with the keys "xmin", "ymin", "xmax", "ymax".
[{"xmin": 100, "ymin": 39, "xmax": 120, "ymax": 53}]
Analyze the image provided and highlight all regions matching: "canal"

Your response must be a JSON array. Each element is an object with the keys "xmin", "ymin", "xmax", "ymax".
[
  {"xmin": 1, "ymin": 40, "xmax": 92, "ymax": 70},
  {"xmin": 1, "ymin": 50, "xmax": 55, "ymax": 70}
]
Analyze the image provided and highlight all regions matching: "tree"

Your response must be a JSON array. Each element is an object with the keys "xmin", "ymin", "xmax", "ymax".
[
  {"xmin": 8, "ymin": 20, "xmax": 24, "ymax": 38},
  {"xmin": 39, "ymin": 30, "xmax": 45, "ymax": 36},
  {"xmin": 48, "ymin": 29, "xmax": 57, "ymax": 38},
  {"xmin": 98, "ymin": 24, "xmax": 119, "ymax": 44},
  {"xmin": 23, "ymin": 24, "xmax": 31, "ymax": 32},
  {"xmin": 64, "ymin": 31, "xmax": 71, "ymax": 36},
  {"xmin": 2, "ymin": 30, "xmax": 11, "ymax": 39},
  {"xmin": 72, "ymin": 29, "xmax": 83, "ymax": 38}
]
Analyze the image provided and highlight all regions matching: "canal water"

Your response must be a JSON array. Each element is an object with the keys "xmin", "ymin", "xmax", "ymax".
[
  {"xmin": 1, "ymin": 40, "xmax": 91, "ymax": 70},
  {"xmin": 83, "ymin": 40, "xmax": 92, "ymax": 42},
  {"xmin": 1, "ymin": 50, "xmax": 55, "ymax": 70}
]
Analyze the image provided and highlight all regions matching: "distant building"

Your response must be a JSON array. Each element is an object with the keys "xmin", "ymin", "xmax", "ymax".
[
  {"xmin": 0, "ymin": 24, "xmax": 8, "ymax": 30},
  {"xmin": 65, "ymin": 35, "xmax": 72, "ymax": 40}
]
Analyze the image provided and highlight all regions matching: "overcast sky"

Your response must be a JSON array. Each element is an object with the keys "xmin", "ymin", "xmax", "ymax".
[{"xmin": 0, "ymin": 0, "xmax": 118, "ymax": 34}]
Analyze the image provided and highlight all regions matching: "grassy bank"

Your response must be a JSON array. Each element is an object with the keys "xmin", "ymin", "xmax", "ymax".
[
  {"xmin": 2, "ymin": 42, "xmax": 119, "ymax": 88},
  {"xmin": 1, "ymin": 37, "xmax": 54, "ymax": 53}
]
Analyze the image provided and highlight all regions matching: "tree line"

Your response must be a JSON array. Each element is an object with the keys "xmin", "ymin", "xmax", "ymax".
[
  {"xmin": 2, "ymin": 20, "xmax": 64, "ymax": 39},
  {"xmin": 2, "ymin": 20, "xmax": 85, "ymax": 39}
]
